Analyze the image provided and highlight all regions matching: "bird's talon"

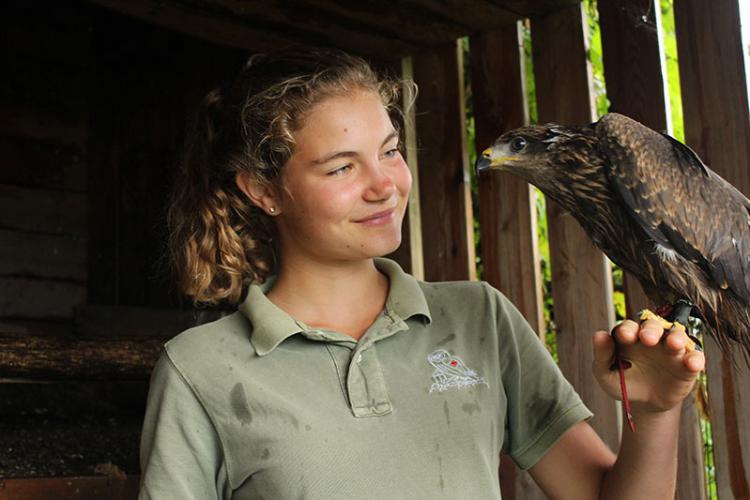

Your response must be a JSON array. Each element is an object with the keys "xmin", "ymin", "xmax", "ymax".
[{"xmin": 638, "ymin": 309, "xmax": 673, "ymax": 330}]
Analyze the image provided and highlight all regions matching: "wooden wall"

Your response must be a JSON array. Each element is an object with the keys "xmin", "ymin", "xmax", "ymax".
[
  {"xmin": 1, "ymin": 2, "xmax": 90, "ymax": 335},
  {"xmin": 0, "ymin": 0, "xmax": 245, "ymax": 484}
]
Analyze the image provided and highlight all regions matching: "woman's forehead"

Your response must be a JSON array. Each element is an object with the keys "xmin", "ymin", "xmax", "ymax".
[{"xmin": 293, "ymin": 91, "xmax": 395, "ymax": 155}]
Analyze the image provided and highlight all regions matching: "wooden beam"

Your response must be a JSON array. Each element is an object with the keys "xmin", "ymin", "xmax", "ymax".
[
  {"xmin": 0, "ymin": 334, "xmax": 163, "ymax": 381},
  {"xmin": 470, "ymin": 24, "xmax": 546, "ymax": 500},
  {"xmin": 531, "ymin": 3, "xmax": 620, "ymax": 450},
  {"xmin": 674, "ymin": 1, "xmax": 750, "ymax": 498},
  {"xmin": 86, "ymin": 0, "xmax": 302, "ymax": 53},
  {"xmin": 412, "ymin": 42, "xmax": 476, "ymax": 282},
  {"xmin": 199, "ymin": 0, "xmax": 417, "ymax": 57},
  {"xmin": 0, "ymin": 475, "xmax": 139, "ymax": 500}
]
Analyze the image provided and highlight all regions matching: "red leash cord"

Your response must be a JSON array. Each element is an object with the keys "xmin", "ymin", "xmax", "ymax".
[{"xmin": 616, "ymin": 356, "xmax": 636, "ymax": 432}]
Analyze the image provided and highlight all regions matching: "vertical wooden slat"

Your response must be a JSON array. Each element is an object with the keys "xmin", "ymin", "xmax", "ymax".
[
  {"xmin": 412, "ymin": 42, "xmax": 476, "ymax": 282},
  {"xmin": 674, "ymin": 1, "xmax": 750, "ymax": 498},
  {"xmin": 400, "ymin": 56, "xmax": 425, "ymax": 280},
  {"xmin": 598, "ymin": 2, "xmax": 706, "ymax": 498},
  {"xmin": 470, "ymin": 23, "xmax": 546, "ymax": 500},
  {"xmin": 531, "ymin": 3, "xmax": 620, "ymax": 450},
  {"xmin": 471, "ymin": 25, "xmax": 544, "ymax": 335}
]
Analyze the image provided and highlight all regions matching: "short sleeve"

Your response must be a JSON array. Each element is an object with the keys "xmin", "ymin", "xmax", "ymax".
[
  {"xmin": 491, "ymin": 286, "xmax": 593, "ymax": 470},
  {"xmin": 139, "ymin": 351, "xmax": 229, "ymax": 500}
]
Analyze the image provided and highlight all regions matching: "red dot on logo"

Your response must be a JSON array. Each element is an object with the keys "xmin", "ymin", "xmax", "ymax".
[{"xmin": 450, "ymin": 360, "xmax": 458, "ymax": 367}]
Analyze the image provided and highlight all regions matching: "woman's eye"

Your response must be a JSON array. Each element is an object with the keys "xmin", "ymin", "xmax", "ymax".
[
  {"xmin": 383, "ymin": 147, "xmax": 401, "ymax": 158},
  {"xmin": 328, "ymin": 164, "xmax": 352, "ymax": 176},
  {"xmin": 510, "ymin": 137, "xmax": 527, "ymax": 152}
]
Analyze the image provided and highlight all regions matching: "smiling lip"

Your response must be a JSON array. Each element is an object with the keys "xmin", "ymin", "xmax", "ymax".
[{"xmin": 355, "ymin": 208, "xmax": 396, "ymax": 225}]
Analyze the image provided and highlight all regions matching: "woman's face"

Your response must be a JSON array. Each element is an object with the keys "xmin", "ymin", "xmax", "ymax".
[{"xmin": 273, "ymin": 89, "xmax": 412, "ymax": 266}]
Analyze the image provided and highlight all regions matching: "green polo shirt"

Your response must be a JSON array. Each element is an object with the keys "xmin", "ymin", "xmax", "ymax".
[{"xmin": 139, "ymin": 258, "xmax": 591, "ymax": 499}]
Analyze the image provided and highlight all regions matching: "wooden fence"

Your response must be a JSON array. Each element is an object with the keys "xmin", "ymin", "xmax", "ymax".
[
  {"xmin": 403, "ymin": 1, "xmax": 750, "ymax": 498},
  {"xmin": 2, "ymin": 0, "xmax": 749, "ymax": 498}
]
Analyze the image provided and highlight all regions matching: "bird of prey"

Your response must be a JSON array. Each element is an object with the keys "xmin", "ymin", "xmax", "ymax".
[{"xmin": 476, "ymin": 113, "xmax": 750, "ymax": 362}]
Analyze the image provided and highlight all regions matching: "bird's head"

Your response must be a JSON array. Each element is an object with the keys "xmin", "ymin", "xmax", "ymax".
[{"xmin": 475, "ymin": 123, "xmax": 598, "ymax": 195}]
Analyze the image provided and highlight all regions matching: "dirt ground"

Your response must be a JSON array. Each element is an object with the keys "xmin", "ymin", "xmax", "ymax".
[{"xmin": 0, "ymin": 381, "xmax": 146, "ymax": 478}]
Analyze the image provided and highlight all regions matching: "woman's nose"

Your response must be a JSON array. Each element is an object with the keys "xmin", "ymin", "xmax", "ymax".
[{"xmin": 363, "ymin": 162, "xmax": 396, "ymax": 201}]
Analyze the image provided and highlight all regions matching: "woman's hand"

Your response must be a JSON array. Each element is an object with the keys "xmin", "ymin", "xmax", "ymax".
[{"xmin": 592, "ymin": 319, "xmax": 705, "ymax": 414}]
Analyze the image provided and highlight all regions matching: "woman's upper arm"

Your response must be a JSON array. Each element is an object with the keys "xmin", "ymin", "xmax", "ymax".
[
  {"xmin": 528, "ymin": 421, "xmax": 616, "ymax": 500},
  {"xmin": 139, "ymin": 352, "xmax": 228, "ymax": 500}
]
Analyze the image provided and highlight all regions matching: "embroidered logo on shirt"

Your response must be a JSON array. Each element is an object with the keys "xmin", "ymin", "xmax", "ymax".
[{"xmin": 428, "ymin": 349, "xmax": 489, "ymax": 393}]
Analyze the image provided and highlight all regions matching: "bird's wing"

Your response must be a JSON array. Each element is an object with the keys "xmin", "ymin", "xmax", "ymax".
[{"xmin": 596, "ymin": 113, "xmax": 750, "ymax": 303}]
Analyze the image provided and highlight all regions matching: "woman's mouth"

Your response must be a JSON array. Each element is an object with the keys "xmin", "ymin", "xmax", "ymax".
[{"xmin": 355, "ymin": 208, "xmax": 396, "ymax": 226}]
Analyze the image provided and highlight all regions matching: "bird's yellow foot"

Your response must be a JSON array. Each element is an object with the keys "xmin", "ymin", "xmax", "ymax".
[{"xmin": 637, "ymin": 309, "xmax": 697, "ymax": 352}]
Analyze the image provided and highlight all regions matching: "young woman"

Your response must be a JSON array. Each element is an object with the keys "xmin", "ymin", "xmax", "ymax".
[{"xmin": 139, "ymin": 48, "xmax": 705, "ymax": 499}]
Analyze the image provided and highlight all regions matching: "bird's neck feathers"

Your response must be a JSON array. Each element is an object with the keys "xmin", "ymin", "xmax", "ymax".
[{"xmin": 540, "ymin": 129, "xmax": 615, "ymax": 212}]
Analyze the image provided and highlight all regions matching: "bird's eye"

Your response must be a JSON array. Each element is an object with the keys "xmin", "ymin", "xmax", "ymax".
[{"xmin": 510, "ymin": 137, "xmax": 527, "ymax": 152}]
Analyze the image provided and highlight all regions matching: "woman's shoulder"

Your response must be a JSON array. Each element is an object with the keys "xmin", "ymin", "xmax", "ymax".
[
  {"xmin": 164, "ymin": 311, "xmax": 254, "ymax": 366},
  {"xmin": 418, "ymin": 279, "xmax": 506, "ymax": 303}
]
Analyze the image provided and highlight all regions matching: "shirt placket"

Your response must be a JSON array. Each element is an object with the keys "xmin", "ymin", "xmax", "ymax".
[{"xmin": 346, "ymin": 311, "xmax": 408, "ymax": 418}]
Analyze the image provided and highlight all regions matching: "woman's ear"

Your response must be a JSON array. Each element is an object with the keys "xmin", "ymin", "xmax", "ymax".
[{"xmin": 235, "ymin": 171, "xmax": 281, "ymax": 216}]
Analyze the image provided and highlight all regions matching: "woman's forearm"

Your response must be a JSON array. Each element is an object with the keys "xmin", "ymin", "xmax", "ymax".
[{"xmin": 599, "ymin": 404, "xmax": 683, "ymax": 499}]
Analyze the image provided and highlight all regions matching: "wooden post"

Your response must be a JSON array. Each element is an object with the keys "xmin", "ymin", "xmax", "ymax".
[
  {"xmin": 598, "ymin": 1, "xmax": 707, "ymax": 498},
  {"xmin": 531, "ymin": 3, "xmax": 620, "ymax": 450},
  {"xmin": 470, "ymin": 23, "xmax": 546, "ymax": 500},
  {"xmin": 412, "ymin": 42, "xmax": 476, "ymax": 282},
  {"xmin": 674, "ymin": 1, "xmax": 750, "ymax": 498}
]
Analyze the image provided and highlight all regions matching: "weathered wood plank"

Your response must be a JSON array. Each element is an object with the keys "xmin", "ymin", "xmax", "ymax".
[
  {"xmin": 531, "ymin": 3, "xmax": 620, "ymax": 450},
  {"xmin": 598, "ymin": 2, "xmax": 706, "ymax": 497},
  {"xmin": 0, "ymin": 476, "xmax": 139, "ymax": 500},
  {"xmin": 412, "ymin": 42, "xmax": 476, "ymax": 282},
  {"xmin": 0, "ymin": 334, "xmax": 163, "ymax": 381},
  {"xmin": 74, "ymin": 304, "xmax": 224, "ymax": 338},
  {"xmin": 0, "ymin": 277, "xmax": 86, "ymax": 320},
  {"xmin": 0, "ymin": 229, "xmax": 86, "ymax": 282},
  {"xmin": 0, "ymin": 185, "xmax": 87, "ymax": 236},
  {"xmin": 0, "ymin": 134, "xmax": 86, "ymax": 192},
  {"xmin": 674, "ymin": 1, "xmax": 750, "ymax": 497},
  {"xmin": 470, "ymin": 24, "xmax": 545, "ymax": 500}
]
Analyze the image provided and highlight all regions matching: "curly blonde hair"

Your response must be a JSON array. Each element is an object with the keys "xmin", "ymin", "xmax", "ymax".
[{"xmin": 167, "ymin": 48, "xmax": 407, "ymax": 305}]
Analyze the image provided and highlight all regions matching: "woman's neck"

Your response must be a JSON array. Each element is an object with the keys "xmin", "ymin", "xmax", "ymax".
[{"xmin": 266, "ymin": 258, "xmax": 389, "ymax": 340}]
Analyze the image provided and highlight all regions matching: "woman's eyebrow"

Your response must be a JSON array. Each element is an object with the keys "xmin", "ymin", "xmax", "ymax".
[{"xmin": 311, "ymin": 130, "xmax": 400, "ymax": 165}]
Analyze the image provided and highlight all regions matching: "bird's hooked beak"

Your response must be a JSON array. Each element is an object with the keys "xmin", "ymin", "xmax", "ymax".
[{"xmin": 475, "ymin": 145, "xmax": 519, "ymax": 174}]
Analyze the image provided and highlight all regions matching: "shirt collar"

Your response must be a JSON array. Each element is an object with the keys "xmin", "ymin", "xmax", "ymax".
[{"xmin": 239, "ymin": 258, "xmax": 431, "ymax": 356}]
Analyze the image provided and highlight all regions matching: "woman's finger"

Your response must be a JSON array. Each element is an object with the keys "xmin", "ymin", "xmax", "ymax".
[
  {"xmin": 612, "ymin": 319, "xmax": 639, "ymax": 344},
  {"xmin": 637, "ymin": 319, "xmax": 665, "ymax": 346}
]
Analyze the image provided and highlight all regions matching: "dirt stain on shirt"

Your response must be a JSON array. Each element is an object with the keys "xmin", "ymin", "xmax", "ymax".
[{"xmin": 230, "ymin": 383, "xmax": 253, "ymax": 426}]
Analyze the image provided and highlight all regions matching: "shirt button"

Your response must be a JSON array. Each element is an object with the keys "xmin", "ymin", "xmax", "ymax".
[{"xmin": 356, "ymin": 353, "xmax": 363, "ymax": 363}]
